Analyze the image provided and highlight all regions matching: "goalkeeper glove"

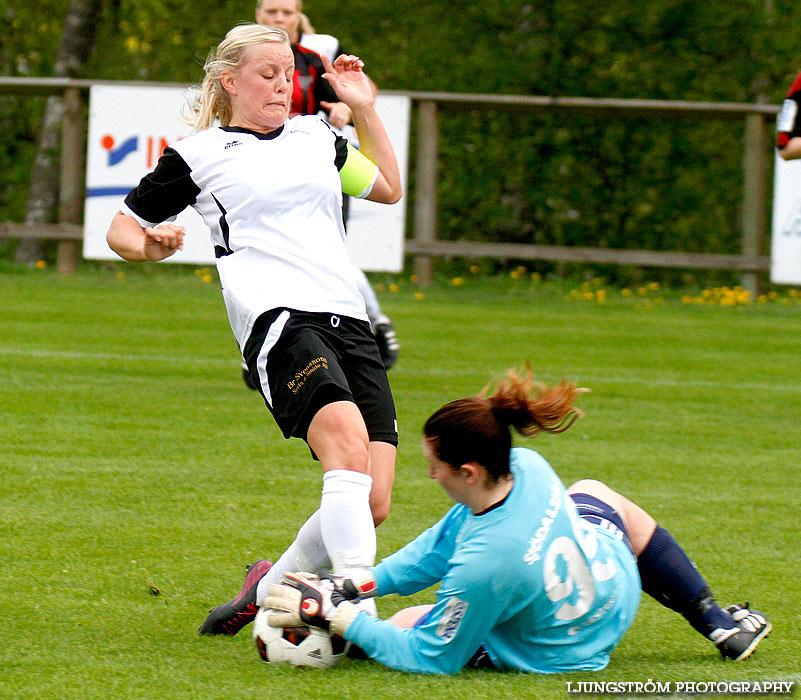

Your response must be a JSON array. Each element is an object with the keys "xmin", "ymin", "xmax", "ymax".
[
  {"xmin": 263, "ymin": 572, "xmax": 361, "ymax": 636},
  {"xmin": 326, "ymin": 571, "xmax": 378, "ymax": 602},
  {"xmin": 263, "ymin": 572, "xmax": 335, "ymax": 629}
]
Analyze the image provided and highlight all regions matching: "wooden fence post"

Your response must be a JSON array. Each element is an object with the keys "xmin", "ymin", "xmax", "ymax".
[
  {"xmin": 741, "ymin": 112, "xmax": 767, "ymax": 295},
  {"xmin": 412, "ymin": 100, "xmax": 438, "ymax": 285},
  {"xmin": 57, "ymin": 86, "xmax": 85, "ymax": 273},
  {"xmin": 0, "ymin": 80, "xmax": 781, "ymax": 280}
]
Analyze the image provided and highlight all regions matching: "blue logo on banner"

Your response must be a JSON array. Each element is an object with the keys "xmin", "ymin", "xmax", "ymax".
[{"xmin": 101, "ymin": 134, "xmax": 138, "ymax": 166}]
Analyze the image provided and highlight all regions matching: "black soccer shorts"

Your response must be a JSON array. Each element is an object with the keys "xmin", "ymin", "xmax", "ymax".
[
  {"xmin": 570, "ymin": 493, "xmax": 634, "ymax": 554},
  {"xmin": 242, "ymin": 308, "xmax": 398, "ymax": 445}
]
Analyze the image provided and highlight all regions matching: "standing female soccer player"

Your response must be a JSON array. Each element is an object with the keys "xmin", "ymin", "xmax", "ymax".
[
  {"xmin": 265, "ymin": 368, "xmax": 771, "ymax": 673},
  {"xmin": 105, "ymin": 24, "xmax": 402, "ymax": 635},
  {"xmin": 253, "ymin": 0, "xmax": 401, "ymax": 370}
]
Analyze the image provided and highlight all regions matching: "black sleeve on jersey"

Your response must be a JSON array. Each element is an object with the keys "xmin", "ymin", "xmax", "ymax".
[
  {"xmin": 319, "ymin": 119, "xmax": 348, "ymax": 169},
  {"xmin": 305, "ymin": 48, "xmax": 339, "ymax": 107},
  {"xmin": 123, "ymin": 146, "xmax": 200, "ymax": 224},
  {"xmin": 293, "ymin": 44, "xmax": 340, "ymax": 114},
  {"xmin": 315, "ymin": 70, "xmax": 339, "ymax": 107},
  {"xmin": 334, "ymin": 133, "xmax": 348, "ymax": 170}
]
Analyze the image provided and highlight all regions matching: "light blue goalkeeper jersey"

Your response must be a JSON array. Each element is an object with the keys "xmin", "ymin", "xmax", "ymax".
[{"xmin": 346, "ymin": 447, "xmax": 641, "ymax": 674}]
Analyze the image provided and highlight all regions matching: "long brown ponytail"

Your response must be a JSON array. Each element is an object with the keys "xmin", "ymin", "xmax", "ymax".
[{"xmin": 423, "ymin": 367, "xmax": 586, "ymax": 482}]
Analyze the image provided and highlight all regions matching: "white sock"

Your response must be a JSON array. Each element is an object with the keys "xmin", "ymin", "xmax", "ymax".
[
  {"xmin": 256, "ymin": 510, "xmax": 330, "ymax": 603},
  {"xmin": 321, "ymin": 470, "xmax": 377, "ymax": 617},
  {"xmin": 256, "ymin": 470, "xmax": 376, "ymax": 609},
  {"xmin": 320, "ymin": 469, "xmax": 375, "ymax": 571}
]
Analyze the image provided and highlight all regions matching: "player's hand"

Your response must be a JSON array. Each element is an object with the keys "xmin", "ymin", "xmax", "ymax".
[
  {"xmin": 320, "ymin": 101, "xmax": 352, "ymax": 129},
  {"xmin": 325, "ymin": 572, "xmax": 379, "ymax": 601},
  {"xmin": 262, "ymin": 572, "xmax": 339, "ymax": 630},
  {"xmin": 321, "ymin": 54, "xmax": 372, "ymax": 111},
  {"xmin": 143, "ymin": 223, "xmax": 185, "ymax": 261}
]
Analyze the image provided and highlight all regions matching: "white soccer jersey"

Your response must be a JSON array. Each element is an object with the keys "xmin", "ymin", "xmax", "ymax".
[
  {"xmin": 121, "ymin": 115, "xmax": 373, "ymax": 347},
  {"xmin": 298, "ymin": 33, "xmax": 341, "ymax": 63}
]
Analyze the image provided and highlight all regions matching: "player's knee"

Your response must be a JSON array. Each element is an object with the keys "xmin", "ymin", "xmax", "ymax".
[
  {"xmin": 339, "ymin": 441, "xmax": 370, "ymax": 474},
  {"xmin": 317, "ymin": 432, "xmax": 370, "ymax": 473},
  {"xmin": 388, "ymin": 605, "xmax": 432, "ymax": 629},
  {"xmin": 567, "ymin": 478, "xmax": 610, "ymax": 497},
  {"xmin": 307, "ymin": 401, "xmax": 371, "ymax": 471}
]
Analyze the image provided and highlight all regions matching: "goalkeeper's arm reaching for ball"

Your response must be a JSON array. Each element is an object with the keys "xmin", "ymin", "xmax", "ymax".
[{"xmin": 262, "ymin": 501, "xmax": 510, "ymax": 675}]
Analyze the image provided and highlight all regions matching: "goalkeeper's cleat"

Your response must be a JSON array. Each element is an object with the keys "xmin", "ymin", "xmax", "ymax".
[
  {"xmin": 712, "ymin": 603, "xmax": 771, "ymax": 661},
  {"xmin": 198, "ymin": 559, "xmax": 272, "ymax": 635},
  {"xmin": 374, "ymin": 322, "xmax": 399, "ymax": 370},
  {"xmin": 241, "ymin": 361, "xmax": 259, "ymax": 391}
]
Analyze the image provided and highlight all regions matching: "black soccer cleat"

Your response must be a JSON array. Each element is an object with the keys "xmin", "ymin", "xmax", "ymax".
[
  {"xmin": 713, "ymin": 603, "xmax": 772, "ymax": 661},
  {"xmin": 374, "ymin": 322, "xmax": 400, "ymax": 370},
  {"xmin": 199, "ymin": 559, "xmax": 273, "ymax": 635}
]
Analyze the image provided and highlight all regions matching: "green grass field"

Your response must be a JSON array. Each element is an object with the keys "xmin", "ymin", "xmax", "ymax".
[{"xmin": 1, "ymin": 266, "xmax": 799, "ymax": 700}]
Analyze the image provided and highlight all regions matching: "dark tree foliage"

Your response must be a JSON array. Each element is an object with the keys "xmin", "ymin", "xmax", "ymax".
[
  {"xmin": 13, "ymin": 0, "xmax": 102, "ymax": 263},
  {"xmin": 3, "ymin": 0, "xmax": 800, "ymax": 281}
]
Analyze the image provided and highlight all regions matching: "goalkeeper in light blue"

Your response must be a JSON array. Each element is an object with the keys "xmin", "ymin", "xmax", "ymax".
[{"xmin": 264, "ymin": 368, "xmax": 771, "ymax": 674}]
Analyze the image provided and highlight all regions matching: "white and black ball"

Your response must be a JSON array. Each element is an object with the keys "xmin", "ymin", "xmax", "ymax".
[{"xmin": 253, "ymin": 607, "xmax": 348, "ymax": 669}]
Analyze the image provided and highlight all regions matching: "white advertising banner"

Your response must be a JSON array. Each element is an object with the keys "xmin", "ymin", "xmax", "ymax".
[
  {"xmin": 83, "ymin": 85, "xmax": 409, "ymax": 271},
  {"xmin": 771, "ymin": 153, "xmax": 801, "ymax": 285}
]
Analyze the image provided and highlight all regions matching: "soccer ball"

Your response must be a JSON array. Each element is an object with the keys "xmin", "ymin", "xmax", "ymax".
[{"xmin": 252, "ymin": 607, "xmax": 347, "ymax": 669}]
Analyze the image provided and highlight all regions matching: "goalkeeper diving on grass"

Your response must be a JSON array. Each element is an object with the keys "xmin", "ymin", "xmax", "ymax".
[{"xmin": 260, "ymin": 367, "xmax": 771, "ymax": 674}]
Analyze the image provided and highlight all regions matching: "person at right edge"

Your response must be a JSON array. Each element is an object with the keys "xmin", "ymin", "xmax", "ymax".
[{"xmin": 777, "ymin": 69, "xmax": 801, "ymax": 160}]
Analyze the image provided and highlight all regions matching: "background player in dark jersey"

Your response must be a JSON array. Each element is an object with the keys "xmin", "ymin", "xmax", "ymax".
[
  {"xmin": 255, "ymin": 0, "xmax": 400, "ymax": 372},
  {"xmin": 288, "ymin": 42, "xmax": 340, "ymax": 121},
  {"xmin": 255, "ymin": 0, "xmax": 375, "ymax": 128},
  {"xmin": 777, "ymin": 70, "xmax": 801, "ymax": 160},
  {"xmin": 104, "ymin": 24, "xmax": 402, "ymax": 636}
]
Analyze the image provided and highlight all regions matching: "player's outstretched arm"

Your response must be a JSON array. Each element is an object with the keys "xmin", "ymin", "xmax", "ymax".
[
  {"xmin": 107, "ymin": 211, "xmax": 185, "ymax": 262},
  {"xmin": 321, "ymin": 54, "xmax": 401, "ymax": 205}
]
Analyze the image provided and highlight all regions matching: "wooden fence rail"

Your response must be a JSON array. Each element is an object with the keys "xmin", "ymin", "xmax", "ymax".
[{"xmin": 0, "ymin": 78, "xmax": 780, "ymax": 287}]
